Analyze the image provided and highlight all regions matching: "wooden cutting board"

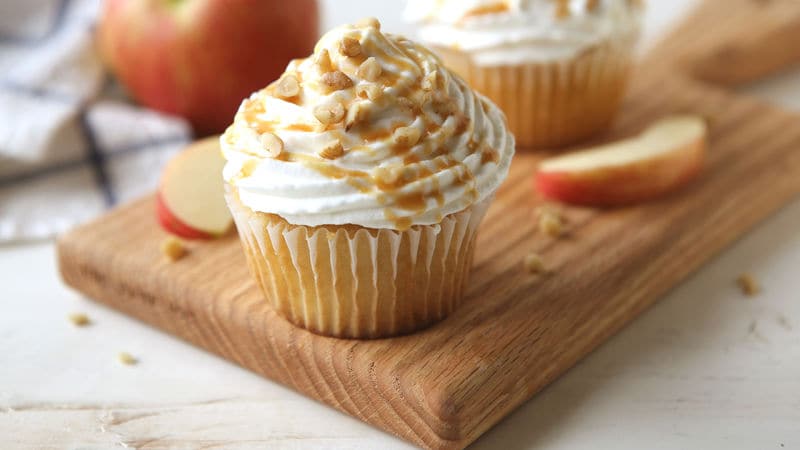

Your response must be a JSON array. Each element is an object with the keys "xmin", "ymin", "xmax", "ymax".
[{"xmin": 57, "ymin": 1, "xmax": 800, "ymax": 448}]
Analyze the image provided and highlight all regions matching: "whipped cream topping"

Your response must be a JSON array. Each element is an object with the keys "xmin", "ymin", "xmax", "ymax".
[
  {"xmin": 405, "ymin": 0, "xmax": 643, "ymax": 66},
  {"xmin": 221, "ymin": 19, "xmax": 514, "ymax": 231}
]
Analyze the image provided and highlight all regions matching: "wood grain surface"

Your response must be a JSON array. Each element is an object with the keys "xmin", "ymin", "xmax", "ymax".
[{"xmin": 57, "ymin": 1, "xmax": 800, "ymax": 448}]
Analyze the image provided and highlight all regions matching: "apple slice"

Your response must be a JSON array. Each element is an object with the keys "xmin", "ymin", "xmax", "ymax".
[
  {"xmin": 157, "ymin": 136, "xmax": 232, "ymax": 239},
  {"xmin": 535, "ymin": 115, "xmax": 707, "ymax": 206}
]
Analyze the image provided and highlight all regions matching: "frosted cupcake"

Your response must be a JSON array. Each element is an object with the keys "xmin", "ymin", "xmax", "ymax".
[
  {"xmin": 406, "ymin": 0, "xmax": 644, "ymax": 149},
  {"xmin": 221, "ymin": 19, "xmax": 514, "ymax": 339}
]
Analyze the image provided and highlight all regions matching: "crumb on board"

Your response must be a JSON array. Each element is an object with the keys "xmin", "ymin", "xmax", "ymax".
[
  {"xmin": 68, "ymin": 313, "xmax": 90, "ymax": 327},
  {"xmin": 538, "ymin": 209, "xmax": 563, "ymax": 238},
  {"xmin": 118, "ymin": 352, "xmax": 138, "ymax": 366},
  {"xmin": 737, "ymin": 273, "xmax": 760, "ymax": 297},
  {"xmin": 161, "ymin": 236, "xmax": 186, "ymax": 261},
  {"xmin": 523, "ymin": 253, "xmax": 546, "ymax": 274}
]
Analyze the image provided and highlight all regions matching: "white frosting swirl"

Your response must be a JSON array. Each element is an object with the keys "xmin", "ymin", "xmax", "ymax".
[
  {"xmin": 404, "ymin": 0, "xmax": 643, "ymax": 66},
  {"xmin": 222, "ymin": 20, "xmax": 514, "ymax": 231}
]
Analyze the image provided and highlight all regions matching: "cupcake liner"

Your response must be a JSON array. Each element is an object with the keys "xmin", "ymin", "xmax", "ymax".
[
  {"xmin": 437, "ymin": 38, "xmax": 637, "ymax": 149},
  {"xmin": 226, "ymin": 185, "xmax": 492, "ymax": 339}
]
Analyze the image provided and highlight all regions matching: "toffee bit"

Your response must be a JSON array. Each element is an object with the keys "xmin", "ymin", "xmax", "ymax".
[
  {"xmin": 339, "ymin": 36, "xmax": 363, "ymax": 57},
  {"xmin": 259, "ymin": 132, "xmax": 284, "ymax": 158},
  {"xmin": 737, "ymin": 273, "xmax": 760, "ymax": 297},
  {"xmin": 397, "ymin": 97, "xmax": 417, "ymax": 113},
  {"xmin": 422, "ymin": 71, "xmax": 438, "ymax": 91},
  {"xmin": 393, "ymin": 126, "xmax": 422, "ymax": 148},
  {"xmin": 321, "ymin": 70, "xmax": 354, "ymax": 92},
  {"xmin": 523, "ymin": 253, "xmax": 546, "ymax": 274},
  {"xmin": 68, "ymin": 313, "xmax": 91, "ymax": 327},
  {"xmin": 118, "ymin": 352, "xmax": 138, "ymax": 366},
  {"xmin": 356, "ymin": 84, "xmax": 381, "ymax": 101},
  {"xmin": 275, "ymin": 74, "xmax": 300, "ymax": 99},
  {"xmin": 357, "ymin": 57, "xmax": 382, "ymax": 82},
  {"xmin": 345, "ymin": 101, "xmax": 370, "ymax": 130},
  {"xmin": 161, "ymin": 236, "xmax": 186, "ymax": 261},
  {"xmin": 313, "ymin": 102, "xmax": 346, "ymax": 125},
  {"xmin": 315, "ymin": 49, "xmax": 333, "ymax": 73},
  {"xmin": 431, "ymin": 92, "xmax": 457, "ymax": 117},
  {"xmin": 374, "ymin": 165, "xmax": 402, "ymax": 185},
  {"xmin": 357, "ymin": 17, "xmax": 381, "ymax": 30},
  {"xmin": 319, "ymin": 140, "xmax": 345, "ymax": 160}
]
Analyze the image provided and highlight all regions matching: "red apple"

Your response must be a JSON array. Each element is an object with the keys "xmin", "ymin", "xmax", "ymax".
[
  {"xmin": 98, "ymin": 0, "xmax": 319, "ymax": 135},
  {"xmin": 535, "ymin": 115, "xmax": 708, "ymax": 206},
  {"xmin": 157, "ymin": 136, "xmax": 232, "ymax": 239}
]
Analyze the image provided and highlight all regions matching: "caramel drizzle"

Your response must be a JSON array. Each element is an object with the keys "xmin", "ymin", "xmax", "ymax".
[{"xmin": 461, "ymin": 2, "xmax": 510, "ymax": 21}]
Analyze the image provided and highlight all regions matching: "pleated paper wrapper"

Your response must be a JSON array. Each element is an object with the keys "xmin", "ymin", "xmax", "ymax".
[
  {"xmin": 226, "ymin": 186, "xmax": 492, "ymax": 339},
  {"xmin": 437, "ymin": 37, "xmax": 638, "ymax": 150}
]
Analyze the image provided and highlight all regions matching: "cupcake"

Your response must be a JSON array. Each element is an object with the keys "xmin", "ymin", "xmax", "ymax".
[
  {"xmin": 221, "ymin": 19, "xmax": 514, "ymax": 339},
  {"xmin": 405, "ymin": 0, "xmax": 644, "ymax": 149}
]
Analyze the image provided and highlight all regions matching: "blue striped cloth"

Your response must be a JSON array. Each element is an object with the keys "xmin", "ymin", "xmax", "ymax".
[{"xmin": 0, "ymin": 0, "xmax": 192, "ymax": 242}]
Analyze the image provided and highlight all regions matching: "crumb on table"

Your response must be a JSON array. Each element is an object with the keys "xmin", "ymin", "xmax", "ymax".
[
  {"xmin": 523, "ymin": 253, "xmax": 546, "ymax": 274},
  {"xmin": 118, "ymin": 352, "xmax": 138, "ymax": 366},
  {"xmin": 737, "ymin": 273, "xmax": 760, "ymax": 297},
  {"xmin": 68, "ymin": 313, "xmax": 90, "ymax": 327},
  {"xmin": 161, "ymin": 236, "xmax": 186, "ymax": 261}
]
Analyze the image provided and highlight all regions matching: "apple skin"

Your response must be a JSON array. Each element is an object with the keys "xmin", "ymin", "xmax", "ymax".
[
  {"xmin": 156, "ymin": 191, "xmax": 215, "ymax": 240},
  {"xmin": 99, "ymin": 0, "xmax": 319, "ymax": 135},
  {"xmin": 156, "ymin": 136, "xmax": 232, "ymax": 240},
  {"xmin": 535, "ymin": 136, "xmax": 706, "ymax": 206}
]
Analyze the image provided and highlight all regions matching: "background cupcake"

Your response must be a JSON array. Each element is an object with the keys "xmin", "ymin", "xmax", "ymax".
[
  {"xmin": 222, "ymin": 19, "xmax": 514, "ymax": 339},
  {"xmin": 406, "ymin": 0, "xmax": 644, "ymax": 149}
]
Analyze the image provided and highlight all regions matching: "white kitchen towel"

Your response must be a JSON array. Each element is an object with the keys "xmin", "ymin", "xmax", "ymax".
[{"xmin": 0, "ymin": 0, "xmax": 192, "ymax": 242}]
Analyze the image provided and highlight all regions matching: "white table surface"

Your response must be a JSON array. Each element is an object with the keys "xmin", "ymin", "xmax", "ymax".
[{"xmin": 4, "ymin": 1, "xmax": 800, "ymax": 448}]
